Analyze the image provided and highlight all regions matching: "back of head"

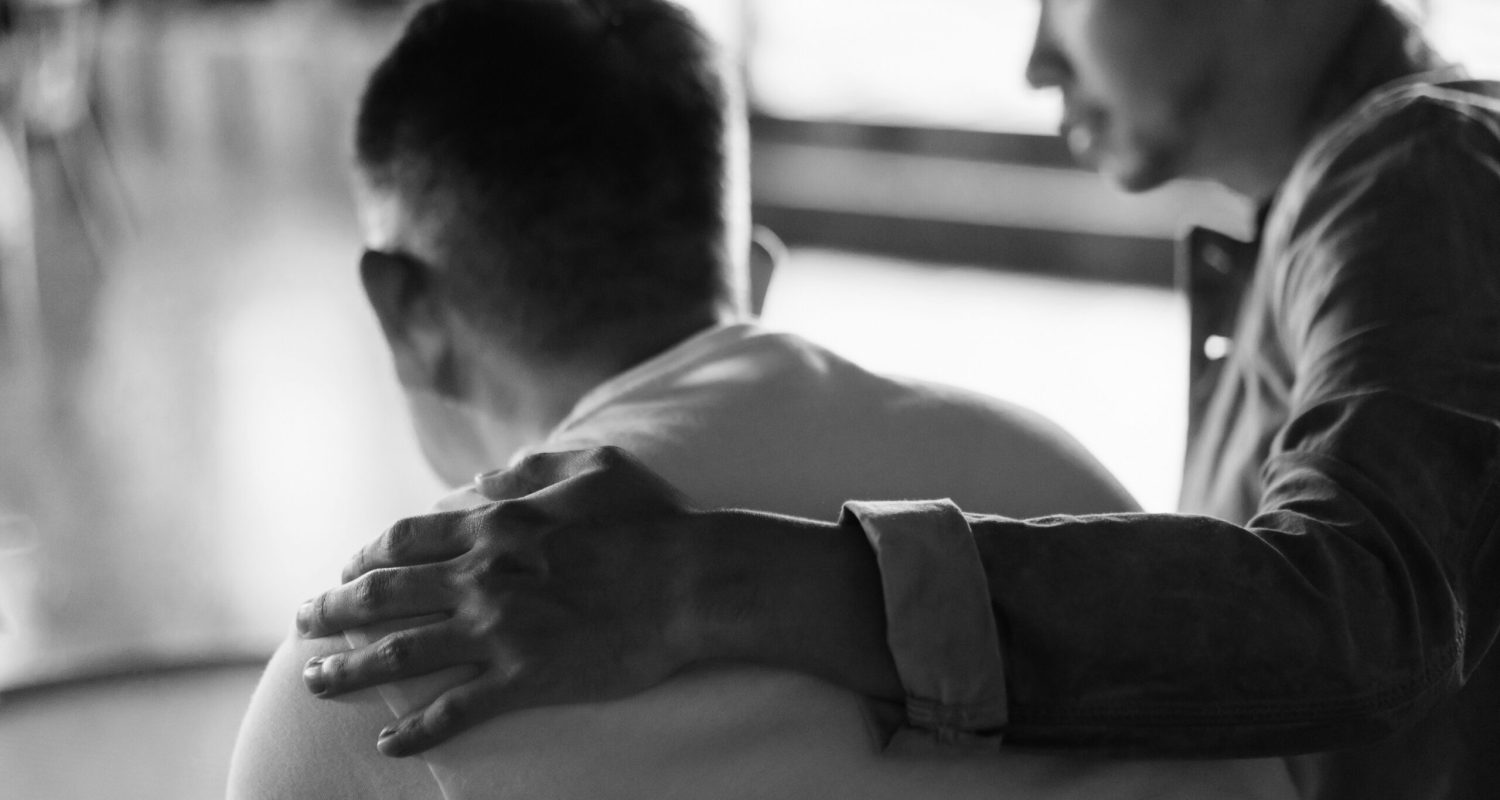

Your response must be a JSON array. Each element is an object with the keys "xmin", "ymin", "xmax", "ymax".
[{"xmin": 356, "ymin": 0, "xmax": 731, "ymax": 361}]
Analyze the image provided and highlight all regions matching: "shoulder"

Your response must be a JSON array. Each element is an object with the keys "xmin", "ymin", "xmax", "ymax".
[
  {"xmin": 227, "ymin": 631, "xmax": 441, "ymax": 800},
  {"xmin": 553, "ymin": 324, "xmax": 1137, "ymax": 516},
  {"xmin": 1308, "ymin": 77, "xmax": 1500, "ymax": 175},
  {"xmin": 889, "ymin": 376, "xmax": 1140, "ymax": 515},
  {"xmin": 1280, "ymin": 77, "xmax": 1500, "ymax": 237},
  {"xmin": 561, "ymin": 325, "xmax": 864, "ymax": 445},
  {"xmin": 1278, "ymin": 77, "xmax": 1500, "ymax": 231},
  {"xmin": 1268, "ymin": 78, "xmax": 1500, "ymax": 345}
]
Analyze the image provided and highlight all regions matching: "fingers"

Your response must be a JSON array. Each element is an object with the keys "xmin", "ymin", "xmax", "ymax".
[
  {"xmin": 476, "ymin": 448, "xmax": 609, "ymax": 500},
  {"xmin": 303, "ymin": 618, "xmax": 484, "ymax": 698},
  {"xmin": 341, "ymin": 510, "xmax": 473, "ymax": 583},
  {"xmin": 298, "ymin": 561, "xmax": 458, "ymax": 638},
  {"xmin": 480, "ymin": 446, "xmax": 692, "ymax": 516},
  {"xmin": 375, "ymin": 675, "xmax": 513, "ymax": 757}
]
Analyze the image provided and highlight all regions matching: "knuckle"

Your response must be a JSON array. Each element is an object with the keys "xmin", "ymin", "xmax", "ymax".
[
  {"xmin": 472, "ymin": 546, "xmax": 542, "ymax": 588},
  {"xmin": 436, "ymin": 564, "xmax": 463, "ymax": 598},
  {"xmin": 477, "ymin": 470, "xmax": 514, "ymax": 500},
  {"xmin": 481, "ymin": 499, "xmax": 543, "ymax": 537},
  {"xmin": 469, "ymin": 554, "xmax": 504, "ymax": 587},
  {"xmin": 355, "ymin": 571, "xmax": 389, "ymax": 611},
  {"xmin": 513, "ymin": 452, "xmax": 552, "ymax": 485},
  {"xmin": 466, "ymin": 503, "xmax": 503, "ymax": 538},
  {"xmin": 450, "ymin": 556, "xmax": 484, "ymax": 591},
  {"xmin": 376, "ymin": 634, "xmax": 411, "ymax": 672},
  {"xmin": 382, "ymin": 518, "xmax": 419, "ymax": 561},
  {"xmin": 471, "ymin": 609, "xmax": 506, "ymax": 640},
  {"xmin": 427, "ymin": 695, "xmax": 468, "ymax": 732},
  {"xmin": 466, "ymin": 601, "xmax": 520, "ymax": 643},
  {"xmin": 310, "ymin": 592, "xmax": 332, "ymax": 629},
  {"xmin": 341, "ymin": 551, "xmax": 366, "ymax": 583}
]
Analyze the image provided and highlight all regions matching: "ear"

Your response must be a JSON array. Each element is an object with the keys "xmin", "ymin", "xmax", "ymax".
[
  {"xmin": 748, "ymin": 225, "xmax": 785, "ymax": 318},
  {"xmin": 359, "ymin": 249, "xmax": 456, "ymax": 395}
]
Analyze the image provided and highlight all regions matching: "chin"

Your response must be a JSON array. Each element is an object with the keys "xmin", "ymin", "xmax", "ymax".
[
  {"xmin": 1099, "ymin": 151, "xmax": 1178, "ymax": 194},
  {"xmin": 1108, "ymin": 170, "xmax": 1171, "ymax": 194}
]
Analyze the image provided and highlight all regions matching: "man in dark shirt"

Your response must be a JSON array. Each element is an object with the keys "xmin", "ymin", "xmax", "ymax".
[{"xmin": 296, "ymin": 1, "xmax": 1500, "ymax": 797}]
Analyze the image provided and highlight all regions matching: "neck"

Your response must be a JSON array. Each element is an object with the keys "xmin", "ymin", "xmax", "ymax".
[
  {"xmin": 1210, "ymin": 1, "xmax": 1432, "ymax": 203},
  {"xmin": 473, "ymin": 306, "xmax": 729, "ymax": 461}
]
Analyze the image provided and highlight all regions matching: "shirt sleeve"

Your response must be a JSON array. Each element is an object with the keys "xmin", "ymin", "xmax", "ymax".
[
  {"xmin": 840, "ymin": 499, "xmax": 1007, "ymax": 751},
  {"xmin": 840, "ymin": 96, "xmax": 1500, "ymax": 758}
]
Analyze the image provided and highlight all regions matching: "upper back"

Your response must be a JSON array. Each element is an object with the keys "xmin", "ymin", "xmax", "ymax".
[{"xmin": 524, "ymin": 322, "xmax": 1138, "ymax": 519}]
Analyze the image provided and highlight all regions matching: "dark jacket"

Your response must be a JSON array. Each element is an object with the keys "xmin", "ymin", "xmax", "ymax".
[{"xmin": 956, "ymin": 6, "xmax": 1500, "ymax": 798}]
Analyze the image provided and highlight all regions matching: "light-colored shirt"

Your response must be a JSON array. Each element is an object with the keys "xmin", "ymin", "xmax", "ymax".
[{"xmin": 229, "ymin": 322, "xmax": 1295, "ymax": 800}]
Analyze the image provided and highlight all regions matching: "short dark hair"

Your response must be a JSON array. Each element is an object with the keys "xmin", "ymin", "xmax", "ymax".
[{"xmin": 356, "ymin": 0, "xmax": 730, "ymax": 357}]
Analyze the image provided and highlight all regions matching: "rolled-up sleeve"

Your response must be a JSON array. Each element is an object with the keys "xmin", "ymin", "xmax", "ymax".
[{"xmin": 840, "ymin": 499, "xmax": 1007, "ymax": 751}]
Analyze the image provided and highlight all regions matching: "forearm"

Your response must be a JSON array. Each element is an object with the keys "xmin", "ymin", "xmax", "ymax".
[
  {"xmin": 680, "ymin": 508, "xmax": 904, "ymax": 701},
  {"xmin": 970, "ymin": 450, "xmax": 1481, "ymax": 755},
  {"xmin": 671, "ymin": 466, "xmax": 1481, "ymax": 760},
  {"xmin": 671, "ymin": 445, "xmax": 1485, "ymax": 757},
  {"xmin": 673, "ymin": 503, "xmax": 1444, "ymax": 755}
]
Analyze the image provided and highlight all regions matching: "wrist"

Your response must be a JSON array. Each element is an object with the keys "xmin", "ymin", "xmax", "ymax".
[
  {"xmin": 672, "ymin": 508, "xmax": 902, "ymax": 699},
  {"xmin": 669, "ymin": 508, "xmax": 785, "ymax": 664}
]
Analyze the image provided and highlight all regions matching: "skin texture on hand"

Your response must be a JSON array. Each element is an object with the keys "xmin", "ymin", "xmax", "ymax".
[
  {"xmin": 680, "ymin": 508, "xmax": 901, "ymax": 702},
  {"xmin": 295, "ymin": 446, "xmax": 899, "ymax": 756}
]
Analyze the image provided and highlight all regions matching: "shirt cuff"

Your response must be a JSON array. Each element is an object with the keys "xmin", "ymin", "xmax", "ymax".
[{"xmin": 841, "ymin": 499, "xmax": 1007, "ymax": 752}]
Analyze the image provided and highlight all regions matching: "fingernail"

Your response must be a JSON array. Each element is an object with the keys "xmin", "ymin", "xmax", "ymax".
[
  {"xmin": 295, "ymin": 601, "xmax": 314, "ymax": 636},
  {"xmin": 303, "ymin": 657, "xmax": 327, "ymax": 696},
  {"xmin": 377, "ymin": 725, "xmax": 403, "ymax": 756}
]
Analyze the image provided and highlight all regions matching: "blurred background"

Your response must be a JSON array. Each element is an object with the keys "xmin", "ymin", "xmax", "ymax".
[{"xmin": 0, "ymin": 0, "xmax": 1495, "ymax": 795}]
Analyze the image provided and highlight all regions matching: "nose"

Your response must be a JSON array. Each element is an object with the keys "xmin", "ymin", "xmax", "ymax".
[{"xmin": 1024, "ymin": 9, "xmax": 1068, "ymax": 90}]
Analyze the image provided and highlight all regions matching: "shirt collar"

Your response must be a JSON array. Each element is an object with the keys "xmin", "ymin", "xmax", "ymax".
[{"xmin": 505, "ymin": 320, "xmax": 758, "ymax": 466}]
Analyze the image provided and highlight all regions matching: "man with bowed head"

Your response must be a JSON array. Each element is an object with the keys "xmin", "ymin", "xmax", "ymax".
[
  {"xmin": 229, "ymin": 0, "xmax": 1295, "ymax": 797},
  {"xmin": 299, "ymin": 0, "xmax": 1500, "ymax": 798}
]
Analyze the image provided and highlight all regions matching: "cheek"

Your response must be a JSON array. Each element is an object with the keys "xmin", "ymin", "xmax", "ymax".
[
  {"xmin": 1078, "ymin": 65, "xmax": 1201, "ymax": 189},
  {"xmin": 1068, "ymin": 2, "xmax": 1218, "ymax": 133},
  {"xmin": 1081, "ymin": 50, "xmax": 1181, "ymax": 127},
  {"xmin": 1046, "ymin": 0, "xmax": 1224, "ymax": 187},
  {"xmin": 1082, "ymin": 51, "xmax": 1211, "ymax": 178}
]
